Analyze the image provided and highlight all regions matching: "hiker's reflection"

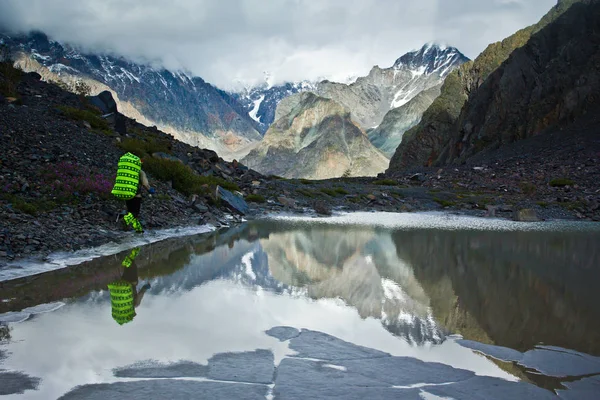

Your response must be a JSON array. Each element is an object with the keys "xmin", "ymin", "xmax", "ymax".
[{"xmin": 107, "ymin": 247, "xmax": 150, "ymax": 325}]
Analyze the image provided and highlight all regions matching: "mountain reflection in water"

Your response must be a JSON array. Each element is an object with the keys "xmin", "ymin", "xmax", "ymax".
[{"xmin": 1, "ymin": 217, "xmax": 599, "ymax": 398}]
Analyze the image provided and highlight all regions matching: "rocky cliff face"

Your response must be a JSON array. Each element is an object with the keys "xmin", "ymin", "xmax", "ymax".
[
  {"xmin": 1, "ymin": 32, "xmax": 262, "ymax": 160},
  {"xmin": 442, "ymin": 0, "xmax": 600, "ymax": 164},
  {"xmin": 315, "ymin": 44, "xmax": 468, "ymax": 131},
  {"xmin": 231, "ymin": 80, "xmax": 317, "ymax": 134},
  {"xmin": 232, "ymin": 44, "xmax": 467, "ymax": 137},
  {"xmin": 242, "ymin": 92, "xmax": 389, "ymax": 179},
  {"xmin": 387, "ymin": 0, "xmax": 588, "ymax": 172},
  {"xmin": 368, "ymin": 85, "xmax": 442, "ymax": 157}
]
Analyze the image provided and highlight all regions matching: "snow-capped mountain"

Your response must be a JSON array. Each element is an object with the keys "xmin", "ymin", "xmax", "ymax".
[
  {"xmin": 233, "ymin": 44, "xmax": 468, "ymax": 157},
  {"xmin": 231, "ymin": 79, "xmax": 318, "ymax": 134},
  {"xmin": 314, "ymin": 43, "xmax": 469, "ymax": 131},
  {"xmin": 1, "ymin": 31, "xmax": 262, "ymax": 160}
]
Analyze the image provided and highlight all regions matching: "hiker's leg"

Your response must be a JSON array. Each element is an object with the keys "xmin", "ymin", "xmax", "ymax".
[
  {"xmin": 127, "ymin": 197, "xmax": 142, "ymax": 219},
  {"xmin": 124, "ymin": 198, "xmax": 143, "ymax": 232}
]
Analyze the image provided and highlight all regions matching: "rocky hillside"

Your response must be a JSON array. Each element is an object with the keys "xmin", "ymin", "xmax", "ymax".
[
  {"xmin": 388, "ymin": 0, "xmax": 590, "ymax": 171},
  {"xmin": 0, "ymin": 63, "xmax": 267, "ymax": 261},
  {"xmin": 368, "ymin": 84, "xmax": 442, "ymax": 157},
  {"xmin": 0, "ymin": 32, "xmax": 262, "ymax": 160},
  {"xmin": 242, "ymin": 92, "xmax": 389, "ymax": 179},
  {"xmin": 441, "ymin": 0, "xmax": 600, "ymax": 164}
]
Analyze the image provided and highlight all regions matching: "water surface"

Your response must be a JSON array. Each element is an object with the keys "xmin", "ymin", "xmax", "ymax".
[{"xmin": 1, "ymin": 213, "xmax": 599, "ymax": 399}]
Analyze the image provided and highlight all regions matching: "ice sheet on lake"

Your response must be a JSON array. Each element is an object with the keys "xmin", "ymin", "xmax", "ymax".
[
  {"xmin": 0, "ymin": 302, "xmax": 65, "ymax": 324},
  {"xmin": 457, "ymin": 340, "xmax": 600, "ymax": 377}
]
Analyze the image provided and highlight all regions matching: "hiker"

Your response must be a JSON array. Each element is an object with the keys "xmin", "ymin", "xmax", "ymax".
[
  {"xmin": 107, "ymin": 247, "xmax": 151, "ymax": 325},
  {"xmin": 111, "ymin": 152, "xmax": 155, "ymax": 233}
]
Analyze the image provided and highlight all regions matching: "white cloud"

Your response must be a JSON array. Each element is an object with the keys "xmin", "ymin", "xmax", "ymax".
[{"xmin": 0, "ymin": 0, "xmax": 557, "ymax": 89}]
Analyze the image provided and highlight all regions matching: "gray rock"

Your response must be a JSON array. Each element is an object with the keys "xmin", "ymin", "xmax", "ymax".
[
  {"xmin": 207, "ymin": 349, "xmax": 274, "ymax": 384},
  {"xmin": 58, "ymin": 379, "xmax": 268, "ymax": 400},
  {"xmin": 519, "ymin": 347, "xmax": 600, "ymax": 377},
  {"xmin": 265, "ymin": 326, "xmax": 300, "ymax": 341},
  {"xmin": 217, "ymin": 186, "xmax": 249, "ymax": 215},
  {"xmin": 192, "ymin": 203, "xmax": 208, "ymax": 213},
  {"xmin": 152, "ymin": 152, "xmax": 182, "ymax": 163},
  {"xmin": 513, "ymin": 208, "xmax": 540, "ymax": 222},
  {"xmin": 0, "ymin": 371, "xmax": 40, "ymax": 395},
  {"xmin": 289, "ymin": 329, "xmax": 389, "ymax": 360},
  {"xmin": 557, "ymin": 375, "xmax": 600, "ymax": 400},
  {"xmin": 113, "ymin": 360, "xmax": 208, "ymax": 378},
  {"xmin": 426, "ymin": 375, "xmax": 556, "ymax": 400},
  {"xmin": 457, "ymin": 339, "xmax": 524, "ymax": 362},
  {"xmin": 313, "ymin": 201, "xmax": 332, "ymax": 216},
  {"xmin": 88, "ymin": 90, "xmax": 118, "ymax": 114},
  {"xmin": 485, "ymin": 205, "xmax": 498, "ymax": 217},
  {"xmin": 339, "ymin": 356, "xmax": 475, "ymax": 386},
  {"xmin": 277, "ymin": 196, "xmax": 296, "ymax": 208}
]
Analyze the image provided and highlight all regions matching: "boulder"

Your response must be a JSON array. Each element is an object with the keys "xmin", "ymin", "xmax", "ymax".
[
  {"xmin": 314, "ymin": 201, "xmax": 332, "ymax": 216},
  {"xmin": 278, "ymin": 196, "xmax": 296, "ymax": 208},
  {"xmin": 152, "ymin": 152, "xmax": 183, "ymax": 163},
  {"xmin": 216, "ymin": 186, "xmax": 249, "ymax": 215},
  {"xmin": 485, "ymin": 205, "xmax": 498, "ymax": 218},
  {"xmin": 26, "ymin": 72, "xmax": 42, "ymax": 81},
  {"xmin": 513, "ymin": 209, "xmax": 539, "ymax": 222},
  {"xmin": 88, "ymin": 90, "xmax": 117, "ymax": 114}
]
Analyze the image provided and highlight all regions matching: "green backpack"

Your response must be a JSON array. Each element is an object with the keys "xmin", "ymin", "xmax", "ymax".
[{"xmin": 111, "ymin": 153, "xmax": 142, "ymax": 200}]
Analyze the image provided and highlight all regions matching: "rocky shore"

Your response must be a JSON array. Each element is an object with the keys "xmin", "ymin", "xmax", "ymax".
[{"xmin": 1, "ymin": 67, "xmax": 598, "ymax": 270}]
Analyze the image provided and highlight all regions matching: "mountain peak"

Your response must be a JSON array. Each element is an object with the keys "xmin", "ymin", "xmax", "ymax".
[{"xmin": 392, "ymin": 43, "xmax": 469, "ymax": 76}]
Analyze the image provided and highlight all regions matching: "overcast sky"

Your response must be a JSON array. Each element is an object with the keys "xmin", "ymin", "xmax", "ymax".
[{"xmin": 0, "ymin": 0, "xmax": 557, "ymax": 89}]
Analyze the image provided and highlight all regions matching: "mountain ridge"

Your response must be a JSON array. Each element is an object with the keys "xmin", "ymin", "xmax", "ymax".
[
  {"xmin": 242, "ymin": 92, "xmax": 389, "ymax": 179},
  {"xmin": 0, "ymin": 31, "xmax": 262, "ymax": 160},
  {"xmin": 387, "ymin": 0, "xmax": 591, "ymax": 171}
]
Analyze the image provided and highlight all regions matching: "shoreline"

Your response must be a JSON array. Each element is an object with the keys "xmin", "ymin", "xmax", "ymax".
[{"xmin": 1, "ymin": 206, "xmax": 595, "ymax": 284}]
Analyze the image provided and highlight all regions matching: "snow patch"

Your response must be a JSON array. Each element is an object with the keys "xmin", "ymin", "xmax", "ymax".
[
  {"xmin": 241, "ymin": 251, "xmax": 257, "ymax": 280},
  {"xmin": 323, "ymin": 364, "xmax": 347, "ymax": 372},
  {"xmin": 249, "ymin": 95, "xmax": 265, "ymax": 123},
  {"xmin": 381, "ymin": 278, "xmax": 407, "ymax": 302}
]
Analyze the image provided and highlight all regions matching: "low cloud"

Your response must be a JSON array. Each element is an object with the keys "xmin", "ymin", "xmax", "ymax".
[{"xmin": 0, "ymin": 0, "xmax": 556, "ymax": 89}]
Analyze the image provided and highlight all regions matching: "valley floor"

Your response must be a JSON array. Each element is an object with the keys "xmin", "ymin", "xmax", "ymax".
[{"xmin": 1, "ymin": 69, "xmax": 598, "ymax": 270}]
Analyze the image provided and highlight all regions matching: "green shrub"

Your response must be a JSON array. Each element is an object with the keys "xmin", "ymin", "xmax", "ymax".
[
  {"xmin": 296, "ymin": 189, "xmax": 316, "ymax": 198},
  {"xmin": 57, "ymin": 106, "xmax": 110, "ymax": 131},
  {"xmin": 144, "ymin": 158, "xmax": 238, "ymax": 196},
  {"xmin": 320, "ymin": 188, "xmax": 338, "ymax": 196},
  {"xmin": 519, "ymin": 182, "xmax": 537, "ymax": 195},
  {"xmin": 334, "ymin": 187, "xmax": 349, "ymax": 195},
  {"xmin": 2, "ymin": 194, "xmax": 58, "ymax": 215},
  {"xmin": 118, "ymin": 137, "xmax": 171, "ymax": 158},
  {"xmin": 372, "ymin": 179, "xmax": 397, "ymax": 186},
  {"xmin": 0, "ymin": 52, "xmax": 23, "ymax": 98},
  {"xmin": 246, "ymin": 194, "xmax": 266, "ymax": 203},
  {"xmin": 300, "ymin": 179, "xmax": 312, "ymax": 185},
  {"xmin": 434, "ymin": 198, "xmax": 456, "ymax": 208},
  {"xmin": 549, "ymin": 178, "xmax": 575, "ymax": 187}
]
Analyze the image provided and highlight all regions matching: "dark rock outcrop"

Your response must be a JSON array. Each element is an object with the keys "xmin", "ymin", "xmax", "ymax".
[
  {"xmin": 442, "ymin": 0, "xmax": 600, "ymax": 164},
  {"xmin": 387, "ymin": 0, "xmax": 588, "ymax": 172},
  {"xmin": 89, "ymin": 90, "xmax": 117, "ymax": 114}
]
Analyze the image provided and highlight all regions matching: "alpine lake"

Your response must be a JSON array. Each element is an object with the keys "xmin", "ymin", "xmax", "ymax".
[{"xmin": 1, "ymin": 212, "xmax": 599, "ymax": 400}]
